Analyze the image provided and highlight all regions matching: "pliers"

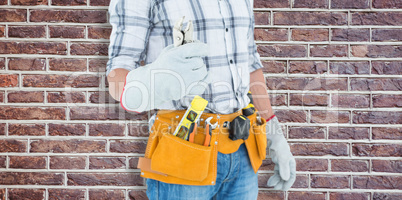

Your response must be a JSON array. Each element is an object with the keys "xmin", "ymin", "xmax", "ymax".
[
  {"xmin": 173, "ymin": 16, "xmax": 194, "ymax": 47},
  {"xmin": 204, "ymin": 117, "xmax": 218, "ymax": 146}
]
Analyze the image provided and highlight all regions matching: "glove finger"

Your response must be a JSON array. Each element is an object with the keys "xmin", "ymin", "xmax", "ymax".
[
  {"xmin": 273, "ymin": 180, "xmax": 285, "ymax": 191},
  {"xmin": 174, "ymin": 42, "xmax": 209, "ymax": 58},
  {"xmin": 278, "ymin": 158, "xmax": 291, "ymax": 181},
  {"xmin": 267, "ymin": 172, "xmax": 281, "ymax": 187},
  {"xmin": 282, "ymin": 173, "xmax": 296, "ymax": 191},
  {"xmin": 160, "ymin": 44, "xmax": 175, "ymax": 55}
]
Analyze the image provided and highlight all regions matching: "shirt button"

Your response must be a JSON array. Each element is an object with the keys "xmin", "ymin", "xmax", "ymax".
[
  {"xmin": 230, "ymin": 59, "xmax": 233, "ymax": 64},
  {"xmin": 225, "ymin": 28, "xmax": 228, "ymax": 32}
]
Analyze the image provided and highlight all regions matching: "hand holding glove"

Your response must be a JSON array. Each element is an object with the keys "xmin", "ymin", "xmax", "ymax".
[
  {"xmin": 120, "ymin": 42, "xmax": 210, "ymax": 112},
  {"xmin": 266, "ymin": 116, "xmax": 296, "ymax": 191}
]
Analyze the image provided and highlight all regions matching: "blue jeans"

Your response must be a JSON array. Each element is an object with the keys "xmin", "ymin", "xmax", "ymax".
[{"xmin": 146, "ymin": 143, "xmax": 258, "ymax": 200}]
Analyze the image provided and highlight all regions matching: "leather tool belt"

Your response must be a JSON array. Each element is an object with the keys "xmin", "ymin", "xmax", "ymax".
[{"xmin": 137, "ymin": 109, "xmax": 267, "ymax": 185}]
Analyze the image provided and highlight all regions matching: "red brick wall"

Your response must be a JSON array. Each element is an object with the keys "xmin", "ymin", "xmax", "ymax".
[{"xmin": 0, "ymin": 0, "xmax": 401, "ymax": 199}]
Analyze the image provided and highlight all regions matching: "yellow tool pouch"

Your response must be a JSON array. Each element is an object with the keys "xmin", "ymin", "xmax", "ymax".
[{"xmin": 138, "ymin": 110, "xmax": 267, "ymax": 185}]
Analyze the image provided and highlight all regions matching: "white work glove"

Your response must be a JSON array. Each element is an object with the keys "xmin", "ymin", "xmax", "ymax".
[
  {"xmin": 121, "ymin": 42, "xmax": 210, "ymax": 112},
  {"xmin": 266, "ymin": 116, "xmax": 296, "ymax": 191}
]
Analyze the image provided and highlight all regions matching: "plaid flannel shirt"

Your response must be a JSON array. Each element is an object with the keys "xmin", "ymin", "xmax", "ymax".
[{"xmin": 107, "ymin": 0, "xmax": 263, "ymax": 114}]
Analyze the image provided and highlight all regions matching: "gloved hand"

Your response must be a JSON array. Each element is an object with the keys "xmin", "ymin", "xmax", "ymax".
[
  {"xmin": 266, "ymin": 116, "xmax": 296, "ymax": 191},
  {"xmin": 120, "ymin": 42, "xmax": 210, "ymax": 112}
]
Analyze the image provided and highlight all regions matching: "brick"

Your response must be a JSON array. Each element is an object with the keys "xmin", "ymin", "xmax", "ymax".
[
  {"xmin": 260, "ymin": 158, "xmax": 275, "ymax": 171},
  {"xmin": 310, "ymin": 45, "xmax": 348, "ymax": 57},
  {"xmin": 292, "ymin": 29, "xmax": 328, "ymax": 41},
  {"xmin": 254, "ymin": 0, "xmax": 289, "ymax": 8},
  {"xmin": 257, "ymin": 191, "xmax": 284, "ymax": 200},
  {"xmin": 331, "ymin": 0, "xmax": 369, "ymax": 8},
  {"xmin": 266, "ymin": 78, "xmax": 348, "ymax": 91},
  {"xmin": 372, "ymin": 127, "xmax": 402, "ymax": 140},
  {"xmin": 128, "ymin": 190, "xmax": 147, "ymax": 200},
  {"xmin": 9, "ymin": 123, "xmax": 45, "ymax": 136},
  {"xmin": 49, "ymin": 26, "xmax": 85, "ymax": 39},
  {"xmin": 50, "ymin": 156, "xmax": 86, "ymax": 169},
  {"xmin": 328, "ymin": 127, "xmax": 369, "ymax": 140},
  {"xmin": 254, "ymin": 12, "xmax": 270, "ymax": 25},
  {"xmin": 0, "ymin": 107, "xmax": 65, "ymax": 120},
  {"xmin": 294, "ymin": 0, "xmax": 328, "ymax": 8},
  {"xmin": 353, "ymin": 144, "xmax": 400, "ymax": 157},
  {"xmin": 110, "ymin": 140, "xmax": 147, "ymax": 153},
  {"xmin": 311, "ymin": 175, "xmax": 349, "ymax": 189},
  {"xmin": 288, "ymin": 192, "xmax": 326, "ymax": 200},
  {"xmin": 292, "ymin": 175, "xmax": 309, "ymax": 188},
  {"xmin": 89, "ymin": 123, "xmax": 125, "ymax": 136},
  {"xmin": 49, "ymin": 58, "xmax": 87, "ymax": 71},
  {"xmin": 352, "ymin": 45, "xmax": 402, "ymax": 58},
  {"xmin": 48, "ymin": 189, "xmax": 86, "ymax": 200},
  {"xmin": 0, "ymin": 156, "xmax": 5, "ymax": 168},
  {"xmin": 373, "ymin": 94, "xmax": 402, "ymax": 107},
  {"xmin": 88, "ymin": 26, "xmax": 112, "ymax": 39},
  {"xmin": 330, "ymin": 193, "xmax": 370, "ymax": 200},
  {"xmin": 330, "ymin": 61, "xmax": 370, "ymax": 74},
  {"xmin": 261, "ymin": 61, "xmax": 286, "ymax": 73},
  {"xmin": 269, "ymin": 94, "xmax": 287, "ymax": 106},
  {"xmin": 128, "ymin": 157, "xmax": 139, "ymax": 169},
  {"xmin": 372, "ymin": 160, "xmax": 402, "ymax": 173},
  {"xmin": 0, "ymin": 26, "xmax": 4, "ymax": 37},
  {"xmin": 70, "ymin": 106, "xmax": 147, "ymax": 121},
  {"xmin": 331, "ymin": 159, "xmax": 369, "ymax": 172},
  {"xmin": 89, "ymin": 91, "xmax": 118, "ymax": 104},
  {"xmin": 23, "ymin": 74, "xmax": 100, "ymax": 88},
  {"xmin": 373, "ymin": 193, "xmax": 402, "ymax": 200},
  {"xmin": 289, "ymin": 94, "xmax": 328, "ymax": 106},
  {"xmin": 372, "ymin": 61, "xmax": 402, "ymax": 75},
  {"xmin": 0, "ymin": 123, "xmax": 4, "ymax": 135},
  {"xmin": 311, "ymin": 110, "xmax": 350, "ymax": 123},
  {"xmin": 0, "ymin": 41, "xmax": 67, "ymax": 55},
  {"xmin": 49, "ymin": 124, "xmax": 86, "ymax": 136},
  {"xmin": 0, "ymin": 140, "xmax": 26, "ymax": 152},
  {"xmin": 353, "ymin": 111, "xmax": 402, "ymax": 124},
  {"xmin": 8, "ymin": 58, "xmax": 46, "ymax": 71},
  {"xmin": 0, "ymin": 9, "xmax": 27, "ymax": 22},
  {"xmin": 289, "ymin": 127, "xmax": 326, "ymax": 139},
  {"xmin": 289, "ymin": 61, "xmax": 327, "ymax": 74},
  {"xmin": 296, "ymin": 159, "xmax": 328, "ymax": 171},
  {"xmin": 0, "ymin": 58, "xmax": 4, "ymax": 69},
  {"xmin": 128, "ymin": 123, "xmax": 149, "ymax": 137},
  {"xmin": 90, "ymin": 0, "xmax": 110, "ymax": 6},
  {"xmin": 258, "ymin": 45, "xmax": 307, "ymax": 57},
  {"xmin": 30, "ymin": 140, "xmax": 106, "ymax": 153},
  {"xmin": 255, "ymin": 29, "xmax": 288, "ymax": 41},
  {"xmin": 0, "ymin": 189, "xmax": 3, "ymax": 200},
  {"xmin": 8, "ymin": 189, "xmax": 45, "ymax": 200},
  {"xmin": 8, "ymin": 25, "xmax": 46, "ymax": 38},
  {"xmin": 351, "ymin": 78, "xmax": 401, "ymax": 91},
  {"xmin": 354, "ymin": 176, "xmax": 401, "ymax": 189},
  {"xmin": 51, "ymin": 0, "xmax": 86, "ymax": 6},
  {"xmin": 30, "ymin": 10, "xmax": 107, "ymax": 23},
  {"xmin": 9, "ymin": 156, "xmax": 46, "ymax": 169},
  {"xmin": 0, "ymin": 92, "xmax": 3, "ymax": 103},
  {"xmin": 67, "ymin": 173, "xmax": 143, "ymax": 186},
  {"xmin": 373, "ymin": 29, "xmax": 402, "ymax": 42},
  {"xmin": 274, "ymin": 110, "xmax": 307, "ymax": 123},
  {"xmin": 0, "ymin": 0, "xmax": 5, "ymax": 5},
  {"xmin": 331, "ymin": 94, "xmax": 370, "ymax": 108},
  {"xmin": 291, "ymin": 143, "xmax": 348, "ymax": 156},
  {"xmin": 332, "ymin": 28, "xmax": 370, "ymax": 41},
  {"xmin": 89, "ymin": 190, "xmax": 125, "ymax": 200},
  {"xmin": 373, "ymin": 0, "xmax": 402, "ymax": 8},
  {"xmin": 11, "ymin": 0, "xmax": 47, "ymax": 5},
  {"xmin": 89, "ymin": 157, "xmax": 125, "ymax": 169},
  {"xmin": 0, "ymin": 172, "xmax": 64, "ymax": 185},
  {"xmin": 89, "ymin": 59, "xmax": 107, "ymax": 72},
  {"xmin": 70, "ymin": 42, "xmax": 108, "ymax": 55},
  {"xmin": 352, "ymin": 12, "xmax": 402, "ymax": 25},
  {"xmin": 0, "ymin": 74, "xmax": 18, "ymax": 87},
  {"xmin": 274, "ymin": 12, "xmax": 347, "ymax": 25},
  {"xmin": 47, "ymin": 91, "xmax": 86, "ymax": 103},
  {"xmin": 8, "ymin": 91, "xmax": 44, "ymax": 103}
]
